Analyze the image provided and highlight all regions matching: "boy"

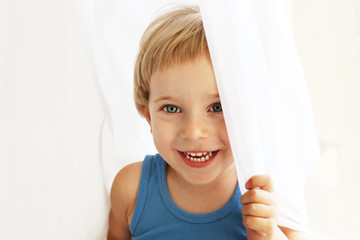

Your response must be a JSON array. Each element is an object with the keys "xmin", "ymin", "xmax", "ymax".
[{"xmin": 107, "ymin": 5, "xmax": 312, "ymax": 240}]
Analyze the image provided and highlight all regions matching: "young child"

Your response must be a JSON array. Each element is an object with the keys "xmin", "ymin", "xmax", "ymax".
[{"xmin": 107, "ymin": 5, "xmax": 312, "ymax": 240}]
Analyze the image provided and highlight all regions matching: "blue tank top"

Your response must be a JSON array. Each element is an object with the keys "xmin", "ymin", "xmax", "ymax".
[{"xmin": 130, "ymin": 154, "xmax": 247, "ymax": 239}]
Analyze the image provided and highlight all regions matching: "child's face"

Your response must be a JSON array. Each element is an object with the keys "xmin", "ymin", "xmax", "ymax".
[{"xmin": 143, "ymin": 54, "xmax": 235, "ymax": 185}]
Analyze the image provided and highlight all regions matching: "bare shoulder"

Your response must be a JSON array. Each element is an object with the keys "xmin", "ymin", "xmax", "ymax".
[
  {"xmin": 107, "ymin": 162, "xmax": 143, "ymax": 240},
  {"xmin": 110, "ymin": 161, "xmax": 143, "ymax": 221}
]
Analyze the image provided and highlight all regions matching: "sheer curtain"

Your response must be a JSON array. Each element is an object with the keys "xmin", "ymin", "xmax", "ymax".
[
  {"xmin": 200, "ymin": 0, "xmax": 319, "ymax": 231},
  {"xmin": 0, "ymin": 0, "xmax": 110, "ymax": 239}
]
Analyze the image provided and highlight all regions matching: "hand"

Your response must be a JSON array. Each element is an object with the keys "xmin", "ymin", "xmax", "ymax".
[{"xmin": 240, "ymin": 175, "xmax": 279, "ymax": 240}]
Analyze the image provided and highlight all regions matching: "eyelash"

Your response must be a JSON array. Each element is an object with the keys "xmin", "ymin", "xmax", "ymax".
[{"xmin": 161, "ymin": 103, "xmax": 222, "ymax": 113}]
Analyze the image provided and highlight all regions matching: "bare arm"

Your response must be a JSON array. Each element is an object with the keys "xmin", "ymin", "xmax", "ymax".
[
  {"xmin": 279, "ymin": 226, "xmax": 317, "ymax": 240},
  {"xmin": 107, "ymin": 162, "xmax": 142, "ymax": 240}
]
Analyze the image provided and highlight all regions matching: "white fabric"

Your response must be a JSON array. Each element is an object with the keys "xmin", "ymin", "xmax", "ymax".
[
  {"xmin": 200, "ymin": 0, "xmax": 320, "ymax": 232},
  {"xmin": 0, "ymin": 0, "xmax": 111, "ymax": 239}
]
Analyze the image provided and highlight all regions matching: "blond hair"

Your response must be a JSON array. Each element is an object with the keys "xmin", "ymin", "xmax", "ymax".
[{"xmin": 134, "ymin": 5, "xmax": 209, "ymax": 116}]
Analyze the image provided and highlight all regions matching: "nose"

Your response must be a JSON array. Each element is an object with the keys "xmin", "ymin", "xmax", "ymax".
[{"xmin": 179, "ymin": 114, "xmax": 211, "ymax": 140}]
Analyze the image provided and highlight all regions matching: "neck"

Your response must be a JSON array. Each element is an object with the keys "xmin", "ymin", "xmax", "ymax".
[{"xmin": 166, "ymin": 164, "xmax": 238, "ymax": 214}]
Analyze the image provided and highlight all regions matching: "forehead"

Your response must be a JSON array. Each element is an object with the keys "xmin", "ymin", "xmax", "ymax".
[{"xmin": 149, "ymin": 55, "xmax": 218, "ymax": 100}]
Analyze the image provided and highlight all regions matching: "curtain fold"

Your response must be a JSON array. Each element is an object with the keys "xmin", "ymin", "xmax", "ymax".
[
  {"xmin": 0, "ymin": 0, "xmax": 110, "ymax": 239},
  {"xmin": 200, "ymin": 0, "xmax": 320, "ymax": 231}
]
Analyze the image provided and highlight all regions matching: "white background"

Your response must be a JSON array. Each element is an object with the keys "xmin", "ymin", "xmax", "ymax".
[{"xmin": 1, "ymin": 0, "xmax": 359, "ymax": 239}]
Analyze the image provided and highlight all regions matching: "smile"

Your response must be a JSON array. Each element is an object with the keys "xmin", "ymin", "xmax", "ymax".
[{"xmin": 182, "ymin": 151, "xmax": 214, "ymax": 162}]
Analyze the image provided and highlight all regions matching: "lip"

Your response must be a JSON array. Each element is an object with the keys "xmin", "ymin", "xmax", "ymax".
[{"xmin": 178, "ymin": 150, "xmax": 219, "ymax": 168}]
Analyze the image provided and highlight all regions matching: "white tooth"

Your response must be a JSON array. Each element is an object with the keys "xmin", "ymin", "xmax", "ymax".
[
  {"xmin": 190, "ymin": 157, "xmax": 194, "ymax": 161},
  {"xmin": 197, "ymin": 152, "xmax": 202, "ymax": 157},
  {"xmin": 209, "ymin": 152, "xmax": 213, "ymax": 157},
  {"xmin": 201, "ymin": 157, "xmax": 205, "ymax": 161},
  {"xmin": 203, "ymin": 152, "xmax": 207, "ymax": 155},
  {"xmin": 186, "ymin": 155, "xmax": 190, "ymax": 159},
  {"xmin": 205, "ymin": 155, "xmax": 209, "ymax": 160},
  {"xmin": 190, "ymin": 153, "xmax": 196, "ymax": 157}
]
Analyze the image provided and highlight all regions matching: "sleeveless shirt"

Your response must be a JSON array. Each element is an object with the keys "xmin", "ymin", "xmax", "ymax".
[{"xmin": 130, "ymin": 154, "xmax": 247, "ymax": 239}]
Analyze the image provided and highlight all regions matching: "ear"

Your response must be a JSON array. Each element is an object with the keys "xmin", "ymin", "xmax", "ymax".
[{"xmin": 140, "ymin": 105, "xmax": 152, "ymax": 127}]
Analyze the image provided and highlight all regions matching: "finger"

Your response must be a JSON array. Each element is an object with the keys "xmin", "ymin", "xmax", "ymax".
[
  {"xmin": 240, "ymin": 189, "xmax": 277, "ymax": 206},
  {"xmin": 241, "ymin": 203, "xmax": 278, "ymax": 218},
  {"xmin": 245, "ymin": 174, "xmax": 274, "ymax": 192},
  {"xmin": 242, "ymin": 215, "xmax": 277, "ymax": 235}
]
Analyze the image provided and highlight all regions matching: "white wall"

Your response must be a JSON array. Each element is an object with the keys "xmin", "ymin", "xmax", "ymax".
[{"xmin": 291, "ymin": 0, "xmax": 360, "ymax": 239}]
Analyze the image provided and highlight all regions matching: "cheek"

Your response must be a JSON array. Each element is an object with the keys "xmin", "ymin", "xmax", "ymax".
[
  {"xmin": 217, "ymin": 122, "xmax": 233, "ymax": 156},
  {"xmin": 217, "ymin": 121, "xmax": 230, "ymax": 141},
  {"xmin": 151, "ymin": 120, "xmax": 176, "ymax": 148}
]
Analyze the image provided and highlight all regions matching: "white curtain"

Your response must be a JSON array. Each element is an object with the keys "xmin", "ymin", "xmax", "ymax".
[
  {"xmin": 0, "ymin": 0, "xmax": 111, "ymax": 239},
  {"xmin": 1, "ymin": 0, "xmax": 321, "ymax": 239},
  {"xmin": 200, "ymin": 0, "xmax": 319, "ymax": 231}
]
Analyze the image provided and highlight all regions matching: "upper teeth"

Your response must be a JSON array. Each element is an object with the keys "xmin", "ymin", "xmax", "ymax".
[
  {"xmin": 191, "ymin": 152, "xmax": 206, "ymax": 157},
  {"xmin": 183, "ymin": 151, "xmax": 214, "ymax": 162}
]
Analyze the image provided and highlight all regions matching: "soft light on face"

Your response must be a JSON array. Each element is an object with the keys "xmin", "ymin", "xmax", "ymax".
[{"xmin": 143, "ymin": 54, "xmax": 234, "ymax": 185}]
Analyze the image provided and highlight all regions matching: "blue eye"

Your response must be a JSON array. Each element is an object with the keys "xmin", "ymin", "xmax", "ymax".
[
  {"xmin": 163, "ymin": 105, "xmax": 180, "ymax": 113},
  {"xmin": 210, "ymin": 103, "xmax": 222, "ymax": 112}
]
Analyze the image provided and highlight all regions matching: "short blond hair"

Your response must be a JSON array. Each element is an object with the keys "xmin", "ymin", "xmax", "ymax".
[{"xmin": 134, "ymin": 5, "xmax": 209, "ymax": 116}]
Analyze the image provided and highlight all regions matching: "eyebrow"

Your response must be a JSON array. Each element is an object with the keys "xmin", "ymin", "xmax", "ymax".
[
  {"xmin": 154, "ymin": 96, "xmax": 173, "ymax": 103},
  {"xmin": 154, "ymin": 93, "xmax": 220, "ymax": 103},
  {"xmin": 208, "ymin": 93, "xmax": 220, "ymax": 98}
]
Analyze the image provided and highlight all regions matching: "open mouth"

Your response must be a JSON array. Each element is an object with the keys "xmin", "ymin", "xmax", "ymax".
[
  {"xmin": 178, "ymin": 150, "xmax": 220, "ymax": 168},
  {"xmin": 182, "ymin": 151, "xmax": 215, "ymax": 162}
]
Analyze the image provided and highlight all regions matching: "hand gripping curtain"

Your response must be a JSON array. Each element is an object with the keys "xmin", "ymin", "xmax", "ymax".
[{"xmin": 200, "ymin": 0, "xmax": 320, "ymax": 232}]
